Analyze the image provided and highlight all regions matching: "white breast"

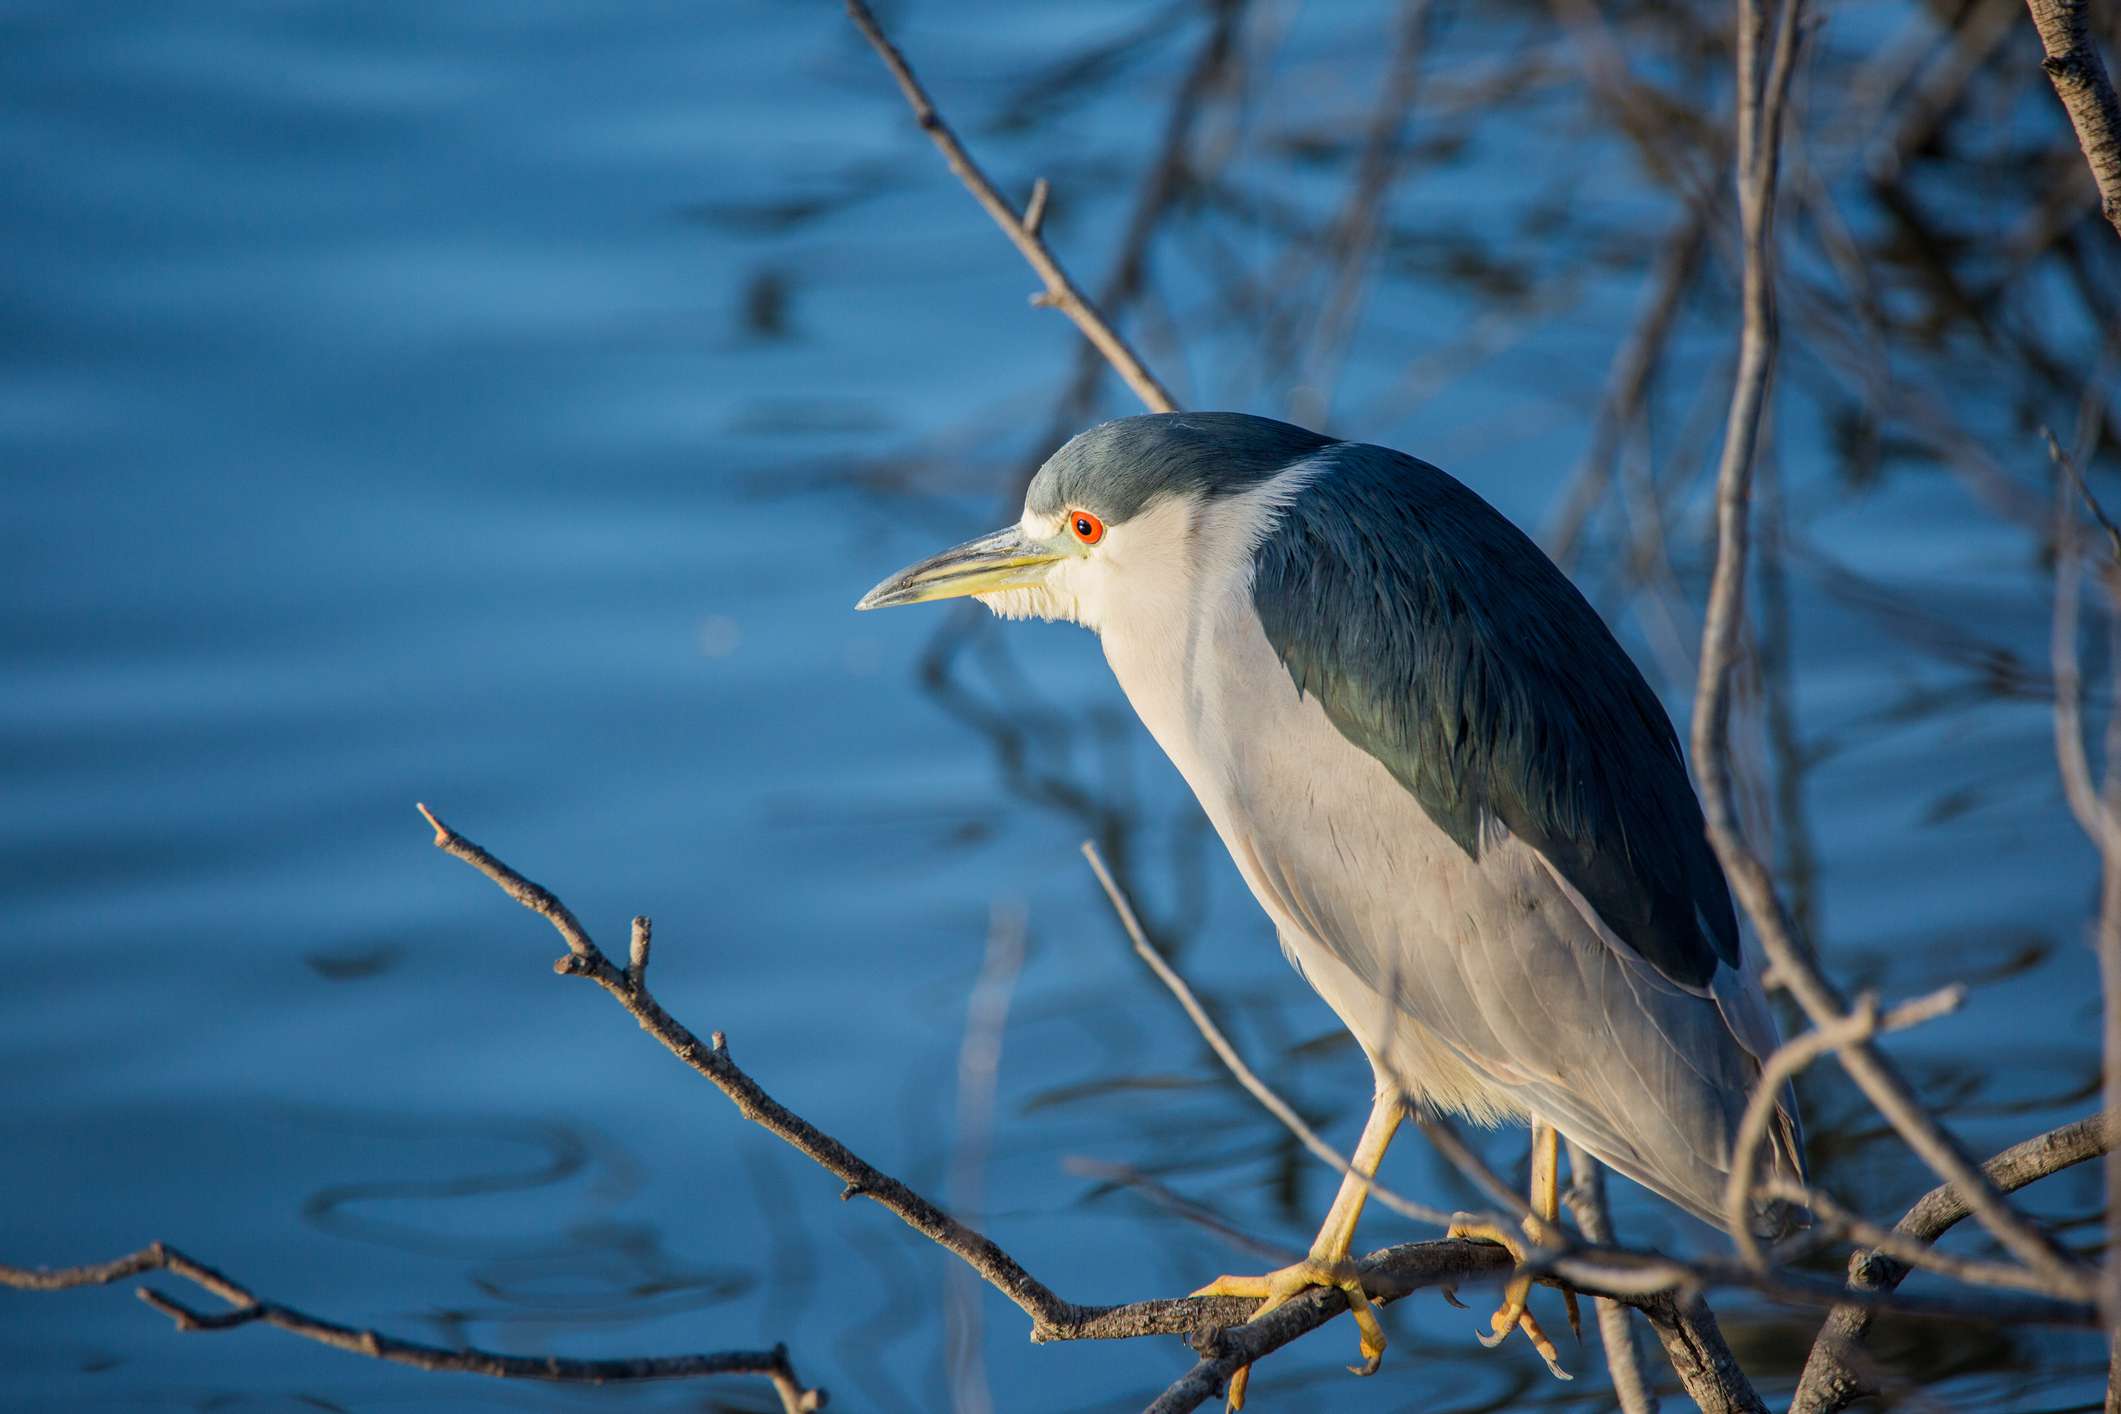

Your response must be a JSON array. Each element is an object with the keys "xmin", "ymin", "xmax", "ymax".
[{"xmin": 1094, "ymin": 481, "xmax": 1527, "ymax": 1124}]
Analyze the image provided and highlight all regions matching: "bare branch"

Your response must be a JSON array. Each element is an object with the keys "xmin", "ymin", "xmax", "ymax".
[
  {"xmin": 1792, "ymin": 1114, "xmax": 2113, "ymax": 1414},
  {"xmin": 2023, "ymin": 0, "xmax": 2121, "ymax": 238},
  {"xmin": 2053, "ymin": 433, "xmax": 2109, "ymax": 841},
  {"xmin": 841, "ymin": 0, "xmax": 1178, "ymax": 412},
  {"xmin": 1140, "ymin": 1239, "xmax": 1514, "ymax": 1414},
  {"xmin": 2047, "ymin": 422, "xmax": 2121, "ymax": 1389},
  {"xmin": 402, "ymin": 804, "xmax": 2097, "ymax": 1414},
  {"xmin": 1687, "ymin": 0, "xmax": 2093, "ymax": 1298},
  {"xmin": 415, "ymin": 804, "xmax": 1094, "ymax": 1338},
  {"xmin": 0, "ymin": 1242, "xmax": 824, "ymax": 1413},
  {"xmin": 1544, "ymin": 202, "xmax": 1711, "ymax": 570},
  {"xmin": 1635, "ymin": 1294, "xmax": 1769, "ymax": 1414}
]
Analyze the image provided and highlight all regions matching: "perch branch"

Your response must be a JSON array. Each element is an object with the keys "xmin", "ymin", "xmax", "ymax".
[
  {"xmin": 406, "ymin": 806, "xmax": 2097, "ymax": 1414},
  {"xmin": 1141, "ymin": 1239, "xmax": 1775, "ymax": 1413},
  {"xmin": 842, "ymin": 0, "xmax": 1178, "ymax": 412},
  {"xmin": 409, "ymin": 807, "xmax": 1533, "ymax": 1353},
  {"xmin": 0, "ymin": 1243, "xmax": 823, "ymax": 1413},
  {"xmin": 1634, "ymin": 1294, "xmax": 1769, "ymax": 1414}
]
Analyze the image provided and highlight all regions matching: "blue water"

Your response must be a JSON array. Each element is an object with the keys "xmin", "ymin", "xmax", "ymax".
[{"xmin": 3, "ymin": 2, "xmax": 2111, "ymax": 1410}]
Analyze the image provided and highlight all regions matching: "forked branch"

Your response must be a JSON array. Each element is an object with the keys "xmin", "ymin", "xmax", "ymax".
[
  {"xmin": 0, "ymin": 1242, "xmax": 824, "ymax": 1414},
  {"xmin": 842, "ymin": 0, "xmax": 1178, "ymax": 412},
  {"xmin": 1791, "ymin": 1114, "xmax": 2114, "ymax": 1414},
  {"xmin": 410, "ymin": 805, "xmax": 1532, "ymax": 1357}
]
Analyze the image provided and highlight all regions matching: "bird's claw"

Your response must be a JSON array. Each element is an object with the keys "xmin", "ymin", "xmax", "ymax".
[
  {"xmin": 1193, "ymin": 1256, "xmax": 1387, "ymax": 1410},
  {"xmin": 1445, "ymin": 1212, "xmax": 1574, "ymax": 1381}
]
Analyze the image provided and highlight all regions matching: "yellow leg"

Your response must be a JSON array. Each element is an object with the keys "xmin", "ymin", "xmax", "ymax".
[
  {"xmin": 1517, "ymin": 1122, "xmax": 1582, "ymax": 1341},
  {"xmin": 1445, "ymin": 1119, "xmax": 1576, "ymax": 1380},
  {"xmin": 1193, "ymin": 1090, "xmax": 1402, "ymax": 1411}
]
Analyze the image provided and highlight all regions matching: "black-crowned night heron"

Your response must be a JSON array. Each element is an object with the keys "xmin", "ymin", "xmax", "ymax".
[{"xmin": 858, "ymin": 412, "xmax": 1804, "ymax": 1406}]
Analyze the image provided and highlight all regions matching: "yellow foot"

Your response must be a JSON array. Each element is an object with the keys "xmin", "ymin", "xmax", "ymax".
[
  {"xmin": 1193, "ymin": 1257, "xmax": 1387, "ymax": 1411},
  {"xmin": 1444, "ymin": 1213, "xmax": 1576, "ymax": 1381}
]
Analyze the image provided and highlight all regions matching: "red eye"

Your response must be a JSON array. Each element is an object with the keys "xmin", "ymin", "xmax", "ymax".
[{"xmin": 1069, "ymin": 510, "xmax": 1105, "ymax": 545}]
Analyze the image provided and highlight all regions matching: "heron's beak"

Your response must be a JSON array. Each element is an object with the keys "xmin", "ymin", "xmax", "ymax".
[{"xmin": 856, "ymin": 525, "xmax": 1067, "ymax": 610}]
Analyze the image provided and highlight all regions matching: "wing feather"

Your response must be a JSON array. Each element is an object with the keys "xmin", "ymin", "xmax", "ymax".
[
  {"xmin": 1240, "ymin": 442, "xmax": 1805, "ymax": 1228},
  {"xmin": 1252, "ymin": 441, "xmax": 1739, "ymax": 992}
]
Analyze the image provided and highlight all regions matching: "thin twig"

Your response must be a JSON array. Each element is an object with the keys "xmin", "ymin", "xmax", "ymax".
[
  {"xmin": 1406, "ymin": 1104, "xmax": 1538, "ymax": 1224},
  {"xmin": 0, "ymin": 1243, "xmax": 824, "ymax": 1413},
  {"xmin": 626, "ymin": 914, "xmax": 652, "ymax": 992},
  {"xmin": 1725, "ymin": 984, "xmax": 1964, "ymax": 1261},
  {"xmin": 1288, "ymin": 0, "xmax": 1432, "ymax": 427},
  {"xmin": 1545, "ymin": 202, "xmax": 1712, "ymax": 570},
  {"xmin": 2056, "ymin": 432, "xmax": 2119, "ymax": 835},
  {"xmin": 1760, "ymin": 1177, "xmax": 2094, "ymax": 1298},
  {"xmin": 842, "ymin": 0, "xmax": 1178, "ymax": 412}
]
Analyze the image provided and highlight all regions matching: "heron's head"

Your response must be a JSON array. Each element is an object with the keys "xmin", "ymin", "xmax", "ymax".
[{"xmin": 856, "ymin": 412, "xmax": 1332, "ymax": 631}]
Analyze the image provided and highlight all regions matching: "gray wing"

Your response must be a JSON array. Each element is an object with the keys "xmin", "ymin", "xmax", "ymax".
[{"xmin": 1248, "ymin": 442, "xmax": 1804, "ymax": 1228}]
